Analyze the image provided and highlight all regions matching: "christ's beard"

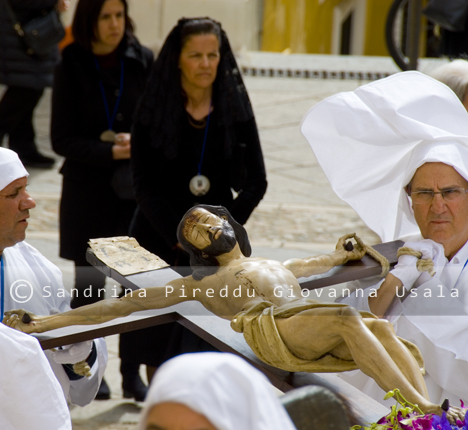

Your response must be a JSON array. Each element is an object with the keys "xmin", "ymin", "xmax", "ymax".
[{"xmin": 203, "ymin": 224, "xmax": 237, "ymax": 256}]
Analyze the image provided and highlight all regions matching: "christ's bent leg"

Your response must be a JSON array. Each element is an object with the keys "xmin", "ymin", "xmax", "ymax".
[{"xmin": 275, "ymin": 305, "xmax": 441, "ymax": 415}]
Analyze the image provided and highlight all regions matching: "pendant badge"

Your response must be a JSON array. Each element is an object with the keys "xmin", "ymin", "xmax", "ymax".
[
  {"xmin": 189, "ymin": 175, "xmax": 210, "ymax": 196},
  {"xmin": 100, "ymin": 130, "xmax": 116, "ymax": 142}
]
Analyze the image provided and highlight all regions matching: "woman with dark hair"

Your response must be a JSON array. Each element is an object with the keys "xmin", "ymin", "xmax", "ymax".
[
  {"xmin": 51, "ymin": 0, "xmax": 153, "ymax": 400},
  {"xmin": 127, "ymin": 18, "xmax": 267, "ymax": 373}
]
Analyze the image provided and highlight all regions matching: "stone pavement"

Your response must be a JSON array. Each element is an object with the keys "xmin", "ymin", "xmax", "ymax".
[{"xmin": 7, "ymin": 52, "xmax": 447, "ymax": 429}]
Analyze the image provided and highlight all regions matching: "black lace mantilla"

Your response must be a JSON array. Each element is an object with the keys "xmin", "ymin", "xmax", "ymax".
[{"xmin": 134, "ymin": 17, "xmax": 254, "ymax": 160}]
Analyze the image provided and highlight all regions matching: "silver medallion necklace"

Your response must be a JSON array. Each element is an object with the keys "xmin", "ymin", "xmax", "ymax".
[{"xmin": 189, "ymin": 100, "xmax": 212, "ymax": 196}]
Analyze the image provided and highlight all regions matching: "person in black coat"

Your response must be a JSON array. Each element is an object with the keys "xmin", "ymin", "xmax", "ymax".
[
  {"xmin": 51, "ymin": 0, "xmax": 153, "ymax": 401},
  {"xmin": 0, "ymin": 0, "xmax": 69, "ymax": 168},
  {"xmin": 127, "ymin": 18, "xmax": 267, "ymax": 372}
]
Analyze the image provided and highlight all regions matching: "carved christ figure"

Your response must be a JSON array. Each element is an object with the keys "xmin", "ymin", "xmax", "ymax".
[{"xmin": 4, "ymin": 205, "xmax": 462, "ymax": 420}]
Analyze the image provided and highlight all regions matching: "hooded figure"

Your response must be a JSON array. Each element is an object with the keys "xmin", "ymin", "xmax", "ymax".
[
  {"xmin": 138, "ymin": 352, "xmax": 296, "ymax": 430},
  {"xmin": 0, "ymin": 149, "xmax": 70, "ymax": 429},
  {"xmin": 301, "ymin": 71, "xmax": 468, "ymax": 406},
  {"xmin": 301, "ymin": 71, "xmax": 468, "ymax": 243},
  {"xmin": 0, "ymin": 147, "xmax": 107, "ymax": 406}
]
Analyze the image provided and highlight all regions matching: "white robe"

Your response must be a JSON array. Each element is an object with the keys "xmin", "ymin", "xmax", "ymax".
[
  {"xmin": 0, "ymin": 324, "xmax": 72, "ymax": 430},
  {"xmin": 1, "ymin": 241, "xmax": 107, "ymax": 406},
  {"xmin": 339, "ymin": 239, "xmax": 468, "ymax": 407}
]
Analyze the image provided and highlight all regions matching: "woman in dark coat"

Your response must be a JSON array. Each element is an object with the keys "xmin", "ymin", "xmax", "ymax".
[
  {"xmin": 51, "ymin": 0, "xmax": 153, "ymax": 400},
  {"xmin": 127, "ymin": 18, "xmax": 267, "ymax": 371},
  {"xmin": 0, "ymin": 0, "xmax": 69, "ymax": 168}
]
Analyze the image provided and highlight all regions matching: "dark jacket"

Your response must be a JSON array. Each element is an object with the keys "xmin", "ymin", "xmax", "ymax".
[
  {"xmin": 52, "ymin": 37, "xmax": 153, "ymax": 182},
  {"xmin": 0, "ymin": 0, "xmax": 60, "ymax": 88},
  {"xmin": 51, "ymin": 36, "xmax": 153, "ymax": 261}
]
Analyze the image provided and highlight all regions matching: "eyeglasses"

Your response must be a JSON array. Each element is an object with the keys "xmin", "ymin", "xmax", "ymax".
[{"xmin": 410, "ymin": 188, "xmax": 468, "ymax": 204}]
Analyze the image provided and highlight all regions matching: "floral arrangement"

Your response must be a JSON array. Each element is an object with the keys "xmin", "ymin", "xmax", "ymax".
[{"xmin": 351, "ymin": 389, "xmax": 468, "ymax": 430}]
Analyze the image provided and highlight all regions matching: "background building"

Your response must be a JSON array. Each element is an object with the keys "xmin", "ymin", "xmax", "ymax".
[
  {"xmin": 62, "ymin": 0, "xmax": 264, "ymax": 52},
  {"xmin": 262, "ymin": 0, "xmax": 394, "ymax": 55},
  {"xmin": 63, "ymin": 0, "xmax": 432, "ymax": 59}
]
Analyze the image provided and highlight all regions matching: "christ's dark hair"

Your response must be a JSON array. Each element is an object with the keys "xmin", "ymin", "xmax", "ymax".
[
  {"xmin": 177, "ymin": 205, "xmax": 251, "ymax": 280},
  {"xmin": 72, "ymin": 0, "xmax": 135, "ymax": 52}
]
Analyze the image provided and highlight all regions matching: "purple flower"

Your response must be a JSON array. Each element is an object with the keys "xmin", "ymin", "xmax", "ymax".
[
  {"xmin": 431, "ymin": 413, "xmax": 451, "ymax": 430},
  {"xmin": 399, "ymin": 415, "xmax": 434, "ymax": 430},
  {"xmin": 377, "ymin": 415, "xmax": 389, "ymax": 425},
  {"xmin": 370, "ymin": 396, "xmax": 468, "ymax": 430},
  {"xmin": 412, "ymin": 416, "xmax": 433, "ymax": 430}
]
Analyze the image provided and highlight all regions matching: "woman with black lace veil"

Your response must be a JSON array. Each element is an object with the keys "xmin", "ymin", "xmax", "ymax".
[{"xmin": 128, "ymin": 18, "xmax": 267, "ymax": 373}]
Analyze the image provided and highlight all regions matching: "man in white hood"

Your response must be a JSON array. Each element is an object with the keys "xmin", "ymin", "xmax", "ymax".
[
  {"xmin": 302, "ymin": 71, "xmax": 468, "ymax": 407},
  {"xmin": 138, "ymin": 352, "xmax": 298, "ymax": 430},
  {"xmin": 0, "ymin": 147, "xmax": 107, "ymax": 406}
]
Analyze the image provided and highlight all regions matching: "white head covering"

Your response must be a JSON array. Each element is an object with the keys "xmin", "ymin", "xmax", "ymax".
[
  {"xmin": 138, "ymin": 352, "xmax": 296, "ymax": 430},
  {"xmin": 0, "ymin": 147, "xmax": 28, "ymax": 192},
  {"xmin": 301, "ymin": 71, "xmax": 468, "ymax": 242}
]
